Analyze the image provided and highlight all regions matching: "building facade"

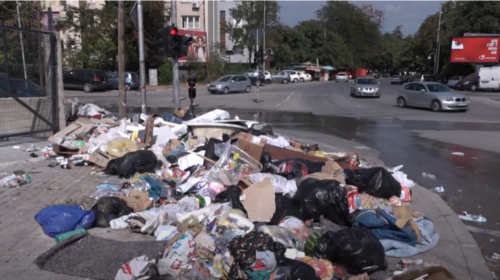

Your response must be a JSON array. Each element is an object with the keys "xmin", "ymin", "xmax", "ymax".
[{"xmin": 206, "ymin": 0, "xmax": 250, "ymax": 64}]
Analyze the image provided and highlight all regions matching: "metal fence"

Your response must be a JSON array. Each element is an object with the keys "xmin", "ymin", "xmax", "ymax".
[{"xmin": 0, "ymin": 24, "xmax": 58, "ymax": 139}]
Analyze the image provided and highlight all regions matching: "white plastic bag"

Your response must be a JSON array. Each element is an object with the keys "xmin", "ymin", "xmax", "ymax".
[
  {"xmin": 115, "ymin": 255, "xmax": 154, "ymax": 280},
  {"xmin": 247, "ymin": 173, "xmax": 298, "ymax": 197},
  {"xmin": 155, "ymin": 225, "xmax": 179, "ymax": 241},
  {"xmin": 391, "ymin": 170, "xmax": 416, "ymax": 188},
  {"xmin": 158, "ymin": 232, "xmax": 196, "ymax": 276}
]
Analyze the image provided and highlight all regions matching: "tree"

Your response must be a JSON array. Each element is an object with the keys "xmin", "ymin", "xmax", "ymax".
[
  {"xmin": 226, "ymin": 0, "xmax": 280, "ymax": 64},
  {"xmin": 316, "ymin": 2, "xmax": 385, "ymax": 68}
]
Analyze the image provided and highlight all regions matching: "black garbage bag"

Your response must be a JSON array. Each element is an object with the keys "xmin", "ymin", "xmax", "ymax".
[
  {"xmin": 105, "ymin": 150, "xmax": 158, "ymax": 178},
  {"xmin": 213, "ymin": 185, "xmax": 247, "ymax": 213},
  {"xmin": 344, "ymin": 167, "xmax": 401, "ymax": 199},
  {"xmin": 260, "ymin": 152, "xmax": 276, "ymax": 174},
  {"xmin": 274, "ymin": 158, "xmax": 325, "ymax": 174},
  {"xmin": 182, "ymin": 105, "xmax": 196, "ymax": 121},
  {"xmin": 314, "ymin": 228, "xmax": 387, "ymax": 275},
  {"xmin": 293, "ymin": 178, "xmax": 350, "ymax": 226},
  {"xmin": 269, "ymin": 193, "xmax": 304, "ymax": 225},
  {"xmin": 91, "ymin": 197, "xmax": 134, "ymax": 228}
]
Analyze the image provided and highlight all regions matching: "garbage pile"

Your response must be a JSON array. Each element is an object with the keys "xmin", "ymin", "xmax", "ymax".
[{"xmin": 32, "ymin": 104, "xmax": 456, "ymax": 280}]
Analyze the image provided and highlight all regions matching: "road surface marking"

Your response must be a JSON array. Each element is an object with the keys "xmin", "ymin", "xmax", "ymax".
[{"xmin": 275, "ymin": 92, "xmax": 295, "ymax": 108}]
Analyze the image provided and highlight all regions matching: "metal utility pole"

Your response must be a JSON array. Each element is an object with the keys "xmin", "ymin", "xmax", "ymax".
[
  {"xmin": 171, "ymin": 0, "xmax": 180, "ymax": 109},
  {"xmin": 262, "ymin": 0, "xmax": 266, "ymax": 74},
  {"xmin": 118, "ymin": 0, "xmax": 126, "ymax": 118},
  {"xmin": 255, "ymin": 29, "xmax": 260, "ymax": 102},
  {"xmin": 137, "ymin": 0, "xmax": 147, "ymax": 114},
  {"xmin": 16, "ymin": 1, "xmax": 27, "ymax": 80},
  {"xmin": 435, "ymin": 10, "xmax": 443, "ymax": 75}
]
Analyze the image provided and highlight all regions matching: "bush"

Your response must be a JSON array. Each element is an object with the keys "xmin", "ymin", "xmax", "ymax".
[{"xmin": 158, "ymin": 61, "xmax": 173, "ymax": 85}]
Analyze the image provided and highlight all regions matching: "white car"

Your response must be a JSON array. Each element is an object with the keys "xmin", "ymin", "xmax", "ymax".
[
  {"xmin": 335, "ymin": 73, "xmax": 349, "ymax": 82},
  {"xmin": 283, "ymin": 70, "xmax": 301, "ymax": 83},
  {"xmin": 298, "ymin": 71, "xmax": 313, "ymax": 82}
]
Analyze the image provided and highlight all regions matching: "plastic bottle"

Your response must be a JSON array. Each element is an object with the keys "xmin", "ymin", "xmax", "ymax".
[
  {"xmin": 54, "ymin": 228, "xmax": 87, "ymax": 243},
  {"xmin": 0, "ymin": 174, "xmax": 18, "ymax": 188}
]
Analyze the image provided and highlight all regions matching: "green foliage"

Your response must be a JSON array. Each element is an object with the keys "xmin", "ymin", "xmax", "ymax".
[{"xmin": 158, "ymin": 61, "xmax": 172, "ymax": 85}]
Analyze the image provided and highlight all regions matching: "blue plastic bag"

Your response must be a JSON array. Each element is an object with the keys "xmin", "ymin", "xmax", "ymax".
[{"xmin": 34, "ymin": 205, "xmax": 96, "ymax": 238}]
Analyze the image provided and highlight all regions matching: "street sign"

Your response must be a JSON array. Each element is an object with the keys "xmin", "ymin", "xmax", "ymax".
[{"xmin": 129, "ymin": 2, "xmax": 138, "ymax": 30}]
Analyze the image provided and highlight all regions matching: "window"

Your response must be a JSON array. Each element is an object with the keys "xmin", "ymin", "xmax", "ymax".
[
  {"xmin": 414, "ymin": 84, "xmax": 426, "ymax": 91},
  {"xmin": 108, "ymin": 72, "xmax": 118, "ymax": 79},
  {"xmin": 403, "ymin": 84, "xmax": 412, "ymax": 90},
  {"xmin": 182, "ymin": 16, "xmax": 200, "ymax": 29},
  {"xmin": 427, "ymin": 84, "xmax": 450, "ymax": 92},
  {"xmin": 220, "ymin": 10, "xmax": 226, "ymax": 22}
]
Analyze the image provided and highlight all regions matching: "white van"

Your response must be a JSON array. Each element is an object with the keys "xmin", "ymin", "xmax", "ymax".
[{"xmin": 478, "ymin": 66, "xmax": 500, "ymax": 91}]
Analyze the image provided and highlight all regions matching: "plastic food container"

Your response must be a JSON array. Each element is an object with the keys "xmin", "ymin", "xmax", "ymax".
[{"xmin": 201, "ymin": 145, "xmax": 262, "ymax": 186}]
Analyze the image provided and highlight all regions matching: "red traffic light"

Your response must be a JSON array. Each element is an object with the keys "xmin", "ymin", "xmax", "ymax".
[{"xmin": 170, "ymin": 28, "xmax": 177, "ymax": 36}]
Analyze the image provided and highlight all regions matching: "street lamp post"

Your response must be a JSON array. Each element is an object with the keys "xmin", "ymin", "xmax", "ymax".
[{"xmin": 435, "ymin": 11, "xmax": 443, "ymax": 75}]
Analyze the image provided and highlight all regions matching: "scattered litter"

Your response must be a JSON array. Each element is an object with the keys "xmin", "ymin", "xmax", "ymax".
[
  {"xmin": 434, "ymin": 186, "xmax": 445, "ymax": 193},
  {"xmin": 458, "ymin": 211, "xmax": 487, "ymax": 222},
  {"xmin": 12, "ymin": 145, "xmax": 20, "ymax": 149},
  {"xmin": 466, "ymin": 225, "xmax": 500, "ymax": 237},
  {"xmin": 451, "ymin": 152, "xmax": 465, "ymax": 156},
  {"xmin": 422, "ymin": 172, "xmax": 436, "ymax": 180}
]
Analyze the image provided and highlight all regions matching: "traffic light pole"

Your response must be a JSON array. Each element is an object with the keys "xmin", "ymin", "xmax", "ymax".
[
  {"xmin": 171, "ymin": 0, "xmax": 181, "ymax": 109},
  {"xmin": 137, "ymin": 0, "xmax": 147, "ymax": 114}
]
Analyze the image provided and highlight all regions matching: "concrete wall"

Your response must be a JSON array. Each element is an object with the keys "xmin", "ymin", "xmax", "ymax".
[{"xmin": 0, "ymin": 98, "xmax": 54, "ymax": 137}]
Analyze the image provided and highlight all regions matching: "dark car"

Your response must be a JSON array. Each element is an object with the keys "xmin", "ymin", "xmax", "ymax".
[
  {"xmin": 237, "ymin": 72, "xmax": 265, "ymax": 86},
  {"xmin": 382, "ymin": 72, "xmax": 391, "ymax": 77},
  {"xmin": 455, "ymin": 73, "xmax": 479, "ymax": 91},
  {"xmin": 63, "ymin": 69, "xmax": 111, "ymax": 93},
  {"xmin": 0, "ymin": 75, "xmax": 46, "ymax": 98},
  {"xmin": 434, "ymin": 74, "xmax": 450, "ymax": 84},
  {"xmin": 391, "ymin": 75, "xmax": 406, "ymax": 85},
  {"xmin": 108, "ymin": 71, "xmax": 140, "ymax": 90}
]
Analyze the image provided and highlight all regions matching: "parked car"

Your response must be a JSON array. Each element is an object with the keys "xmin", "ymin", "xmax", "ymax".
[
  {"xmin": 298, "ymin": 71, "xmax": 313, "ymax": 82},
  {"xmin": 335, "ymin": 73, "xmax": 349, "ymax": 82},
  {"xmin": 283, "ymin": 70, "xmax": 301, "ymax": 83},
  {"xmin": 207, "ymin": 75, "xmax": 252, "ymax": 94},
  {"xmin": 391, "ymin": 75, "xmax": 406, "ymax": 84},
  {"xmin": 63, "ymin": 69, "xmax": 110, "ymax": 93},
  {"xmin": 108, "ymin": 71, "xmax": 140, "ymax": 90},
  {"xmin": 350, "ymin": 77, "xmax": 380, "ymax": 98},
  {"xmin": 446, "ymin": 76, "xmax": 463, "ymax": 88},
  {"xmin": 0, "ymin": 75, "xmax": 46, "ymax": 98},
  {"xmin": 455, "ymin": 73, "xmax": 479, "ymax": 91},
  {"xmin": 478, "ymin": 66, "xmax": 500, "ymax": 91},
  {"xmin": 271, "ymin": 71, "xmax": 291, "ymax": 84},
  {"xmin": 410, "ymin": 74, "xmax": 435, "ymax": 82},
  {"xmin": 238, "ymin": 72, "xmax": 265, "ymax": 86},
  {"xmin": 397, "ymin": 82, "xmax": 469, "ymax": 112},
  {"xmin": 382, "ymin": 72, "xmax": 391, "ymax": 77},
  {"xmin": 248, "ymin": 71, "xmax": 272, "ymax": 84},
  {"xmin": 434, "ymin": 74, "xmax": 450, "ymax": 84}
]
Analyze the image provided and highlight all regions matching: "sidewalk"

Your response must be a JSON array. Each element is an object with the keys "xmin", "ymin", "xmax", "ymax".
[{"xmin": 0, "ymin": 129, "xmax": 493, "ymax": 280}]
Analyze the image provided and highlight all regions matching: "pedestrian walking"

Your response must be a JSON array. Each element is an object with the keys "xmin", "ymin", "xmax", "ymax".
[{"xmin": 186, "ymin": 73, "xmax": 197, "ymax": 106}]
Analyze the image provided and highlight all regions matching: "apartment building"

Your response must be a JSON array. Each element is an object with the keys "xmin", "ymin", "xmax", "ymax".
[
  {"xmin": 175, "ymin": 0, "xmax": 207, "ymax": 63},
  {"xmin": 206, "ymin": 0, "xmax": 249, "ymax": 64}
]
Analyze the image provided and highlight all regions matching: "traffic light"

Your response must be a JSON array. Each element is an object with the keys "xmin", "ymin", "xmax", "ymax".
[
  {"xmin": 253, "ymin": 50, "xmax": 260, "ymax": 64},
  {"xmin": 178, "ymin": 35, "xmax": 194, "ymax": 57},
  {"xmin": 167, "ymin": 26, "xmax": 179, "ymax": 57},
  {"xmin": 260, "ymin": 49, "xmax": 264, "ymax": 64},
  {"xmin": 157, "ymin": 28, "xmax": 168, "ymax": 57}
]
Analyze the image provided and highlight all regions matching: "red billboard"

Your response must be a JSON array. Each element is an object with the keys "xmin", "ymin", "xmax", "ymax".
[
  {"xmin": 177, "ymin": 30, "xmax": 207, "ymax": 63},
  {"xmin": 450, "ymin": 37, "xmax": 499, "ymax": 63}
]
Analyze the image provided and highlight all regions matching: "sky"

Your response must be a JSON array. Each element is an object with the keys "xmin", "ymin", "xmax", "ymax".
[{"xmin": 279, "ymin": 1, "xmax": 445, "ymax": 35}]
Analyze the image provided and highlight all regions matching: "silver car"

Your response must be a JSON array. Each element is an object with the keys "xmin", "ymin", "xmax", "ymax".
[
  {"xmin": 335, "ymin": 73, "xmax": 349, "ymax": 82},
  {"xmin": 271, "ymin": 71, "xmax": 291, "ymax": 84},
  {"xmin": 446, "ymin": 76, "xmax": 463, "ymax": 88},
  {"xmin": 397, "ymin": 82, "xmax": 470, "ymax": 112},
  {"xmin": 350, "ymin": 77, "xmax": 381, "ymax": 98},
  {"xmin": 207, "ymin": 75, "xmax": 252, "ymax": 94}
]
